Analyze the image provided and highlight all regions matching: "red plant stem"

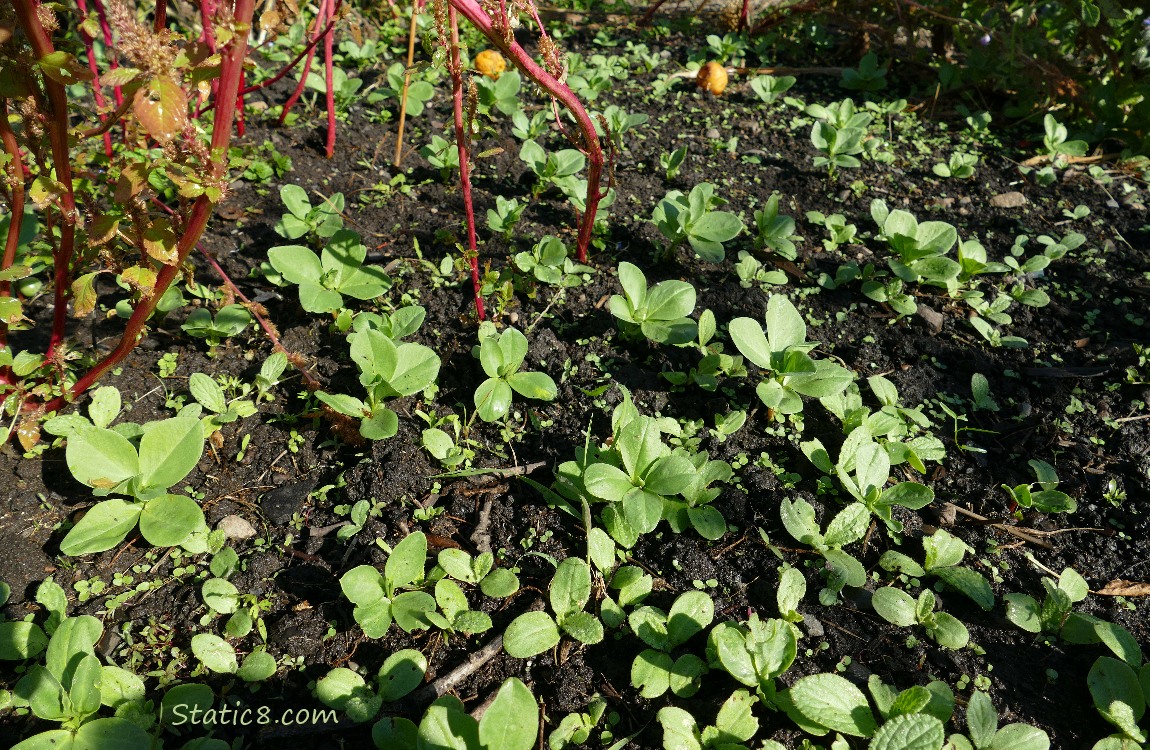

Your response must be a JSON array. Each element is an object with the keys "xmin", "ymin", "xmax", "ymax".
[
  {"xmin": 200, "ymin": 0, "xmax": 218, "ymax": 51},
  {"xmin": 447, "ymin": 7, "xmax": 485, "ymax": 321},
  {"xmin": 153, "ymin": 0, "xmax": 167, "ymax": 32},
  {"xmin": 323, "ymin": 2, "xmax": 336, "ymax": 157},
  {"xmin": 446, "ymin": 0, "xmax": 603, "ymax": 262},
  {"xmin": 75, "ymin": 0, "xmax": 114, "ymax": 158},
  {"xmin": 280, "ymin": 0, "xmax": 330, "ymax": 125},
  {"xmin": 90, "ymin": 0, "xmax": 123, "ymax": 108},
  {"xmin": 236, "ymin": 68, "xmax": 246, "ymax": 136},
  {"xmin": 42, "ymin": 0, "xmax": 256, "ymax": 413},
  {"xmin": 238, "ymin": 12, "xmax": 339, "ymax": 96},
  {"xmin": 0, "ymin": 102, "xmax": 26, "ymax": 353},
  {"xmin": 11, "ymin": 0, "xmax": 81, "ymax": 361}
]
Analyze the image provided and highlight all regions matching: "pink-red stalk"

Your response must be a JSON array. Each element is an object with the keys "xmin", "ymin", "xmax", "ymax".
[
  {"xmin": 75, "ymin": 0, "xmax": 114, "ymax": 157},
  {"xmin": 0, "ymin": 102, "xmax": 25, "ymax": 365},
  {"xmin": 280, "ymin": 0, "xmax": 330, "ymax": 125},
  {"xmin": 322, "ymin": 2, "xmax": 336, "ymax": 157}
]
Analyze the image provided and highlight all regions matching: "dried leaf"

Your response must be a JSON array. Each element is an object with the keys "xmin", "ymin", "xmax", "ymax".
[
  {"xmin": 120, "ymin": 265, "xmax": 157, "ymax": 294},
  {"xmin": 16, "ymin": 420, "xmax": 40, "ymax": 452},
  {"xmin": 142, "ymin": 219, "xmax": 179, "ymax": 265},
  {"xmin": 1094, "ymin": 580, "xmax": 1150, "ymax": 597},
  {"xmin": 133, "ymin": 76, "xmax": 188, "ymax": 143},
  {"xmin": 71, "ymin": 272, "xmax": 99, "ymax": 318}
]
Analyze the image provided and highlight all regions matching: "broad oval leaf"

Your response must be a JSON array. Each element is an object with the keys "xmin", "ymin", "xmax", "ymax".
[
  {"xmin": 60, "ymin": 500, "xmax": 142, "ymax": 556},
  {"xmin": 65, "ymin": 427, "xmax": 139, "ymax": 490},
  {"xmin": 872, "ymin": 587, "xmax": 917, "ymax": 627},
  {"xmin": 139, "ymin": 494, "xmax": 204, "ymax": 547},
  {"xmin": 550, "ymin": 557, "xmax": 592, "ymax": 618},
  {"xmin": 645, "ymin": 280, "xmax": 696, "ymax": 322},
  {"xmin": 379, "ymin": 649, "xmax": 427, "ymax": 701},
  {"xmin": 869, "ymin": 713, "xmax": 945, "ymax": 750},
  {"xmin": 504, "ymin": 610, "xmax": 561, "ymax": 658},
  {"xmin": 785, "ymin": 673, "xmax": 877, "ymax": 737},
  {"xmin": 478, "ymin": 677, "xmax": 539, "ymax": 750},
  {"xmin": 505, "ymin": 371, "xmax": 557, "ymax": 401},
  {"xmin": 191, "ymin": 633, "xmax": 237, "ymax": 674},
  {"xmin": 138, "ymin": 416, "xmax": 205, "ymax": 492}
]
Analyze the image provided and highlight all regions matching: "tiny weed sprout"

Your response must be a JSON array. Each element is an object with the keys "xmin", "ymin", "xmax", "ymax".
[
  {"xmin": 609, "ymin": 261, "xmax": 698, "ymax": 345},
  {"xmin": 180, "ymin": 304, "xmax": 252, "ymax": 351},
  {"xmin": 485, "ymin": 196, "xmax": 526, "ymax": 239},
  {"xmin": 316, "ymin": 649, "xmax": 426, "ymax": 722},
  {"xmin": 549, "ymin": 696, "xmax": 608, "ymax": 750},
  {"xmin": 595, "ymin": 105, "xmax": 649, "ymax": 152},
  {"xmin": 651, "ymin": 183, "xmax": 745, "ymax": 262},
  {"xmin": 659, "ymin": 145, "xmax": 689, "ymax": 180},
  {"xmin": 188, "ymin": 372, "xmax": 257, "ymax": 439},
  {"xmin": 274, "ymin": 185, "xmax": 346, "ymax": 240},
  {"xmin": 808, "ymin": 100, "xmax": 871, "ymax": 177},
  {"xmin": 750, "ymin": 74, "xmax": 797, "ymax": 104},
  {"xmin": 374, "ymin": 677, "xmax": 539, "ymax": 750},
  {"xmin": 778, "ymin": 497, "xmax": 867, "ymax": 601},
  {"xmin": 472, "ymin": 322, "xmax": 557, "ymax": 422},
  {"xmin": 871, "ymin": 586, "xmax": 971, "ymax": 650},
  {"xmin": 340, "ymin": 531, "xmax": 431, "ymax": 637},
  {"xmin": 933, "ymin": 151, "xmax": 979, "ymax": 178},
  {"xmin": 1000, "ymin": 459, "xmax": 1077, "ymax": 514},
  {"xmin": 421, "ymin": 135, "xmax": 462, "ymax": 181},
  {"xmin": 1042, "ymin": 114, "xmax": 1088, "ymax": 161},
  {"xmin": 503, "ymin": 557, "xmax": 603, "ymax": 657},
  {"xmin": 880, "ymin": 529, "xmax": 994, "ymax": 610},
  {"xmin": 381, "ymin": 63, "xmax": 436, "ymax": 116},
  {"xmin": 269, "ymin": 229, "xmax": 391, "ymax": 314}
]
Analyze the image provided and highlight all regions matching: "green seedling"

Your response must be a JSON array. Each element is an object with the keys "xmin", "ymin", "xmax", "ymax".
[
  {"xmin": 473, "ymin": 322, "xmax": 557, "ymax": 422},
  {"xmin": 435, "ymin": 548, "xmax": 520, "ymax": 598},
  {"xmin": 421, "ymin": 134, "xmax": 460, "ymax": 181},
  {"xmin": 629, "ymin": 590, "xmax": 714, "ymax": 698},
  {"xmin": 752, "ymin": 193, "xmax": 800, "ymax": 260},
  {"xmin": 706, "ymin": 614, "xmax": 798, "ymax": 704},
  {"xmin": 11, "ymin": 615, "xmax": 153, "ymax": 749},
  {"xmin": 485, "ymin": 195, "xmax": 525, "ymax": 239},
  {"xmin": 870, "ymin": 199, "xmax": 961, "ymax": 289},
  {"xmin": 840, "ymin": 52, "xmax": 887, "ymax": 91},
  {"xmin": 661, "ymin": 309, "xmax": 747, "ymax": 392},
  {"xmin": 595, "ymin": 105, "xmax": 648, "ymax": 151},
  {"xmin": 705, "ymin": 32, "xmax": 748, "ymax": 64},
  {"xmin": 657, "ymin": 689, "xmax": 759, "ymax": 750},
  {"xmin": 866, "ymin": 673, "xmax": 957, "ymax": 730},
  {"xmin": 1002, "ymin": 565, "xmax": 1137, "ymax": 646},
  {"xmin": 513, "ymin": 236, "xmax": 593, "ymax": 287},
  {"xmin": 381, "ymin": 62, "xmax": 435, "ymax": 116},
  {"xmin": 729, "ymin": 294, "xmax": 854, "ymax": 415},
  {"xmin": 305, "ymin": 65, "xmax": 364, "ymax": 114},
  {"xmin": 426, "ymin": 577, "xmax": 493, "ymax": 636},
  {"xmin": 350, "ymin": 305, "xmax": 427, "ymax": 342},
  {"xmin": 661, "ymin": 450, "xmax": 734, "ymax": 541},
  {"xmin": 475, "ymin": 69, "xmax": 523, "ymax": 116},
  {"xmin": 861, "ymin": 276, "xmax": 918, "ymax": 318},
  {"xmin": 659, "ymin": 145, "xmax": 688, "ymax": 180},
  {"xmin": 46, "ymin": 407, "xmax": 209, "ymax": 555},
  {"xmin": 190, "ymin": 634, "xmax": 276, "ymax": 681},
  {"xmin": 1088, "ymin": 655, "xmax": 1149, "ymax": 746},
  {"xmin": 608, "ymin": 261, "xmax": 698, "ymax": 345},
  {"xmin": 776, "ymin": 566, "xmax": 806, "ymax": 626},
  {"xmin": 0, "ymin": 578, "xmax": 61, "ymax": 663},
  {"xmin": 806, "ymin": 211, "xmax": 857, "ymax": 252},
  {"xmin": 254, "ymin": 352, "xmax": 289, "ymax": 402},
  {"xmin": 316, "ymin": 650, "xmax": 427, "ymax": 724},
  {"xmin": 421, "ymin": 422, "xmax": 473, "ymax": 469},
  {"xmin": 549, "ymin": 696, "xmax": 608, "ymax": 750},
  {"xmin": 317, "ymin": 328, "xmax": 441, "ymax": 440},
  {"xmin": 511, "ymin": 108, "xmax": 551, "ymax": 140},
  {"xmin": 503, "ymin": 557, "xmax": 604, "ymax": 657},
  {"xmin": 1042, "ymin": 114, "xmax": 1088, "ymax": 160},
  {"xmin": 340, "ymin": 531, "xmax": 437, "ymax": 637},
  {"xmin": 871, "ymin": 586, "xmax": 970, "ymax": 649},
  {"xmin": 599, "ymin": 564, "xmax": 654, "ymax": 629},
  {"xmin": 188, "ymin": 373, "xmax": 257, "ymax": 439},
  {"xmin": 274, "ymin": 184, "xmax": 345, "ymax": 240},
  {"xmin": 826, "ymin": 431, "xmax": 935, "ymax": 533},
  {"xmin": 1001, "ymin": 459, "xmax": 1076, "ymax": 514},
  {"xmin": 778, "ymin": 497, "xmax": 867, "ymax": 601},
  {"xmin": 809, "ymin": 114, "xmax": 867, "ymax": 177},
  {"xmin": 372, "ymin": 678, "xmax": 538, "ymax": 750},
  {"xmin": 519, "ymin": 139, "xmax": 586, "ymax": 197},
  {"xmin": 735, "ymin": 252, "xmax": 788, "ymax": 290},
  {"xmin": 933, "ymin": 151, "xmax": 979, "ymax": 178},
  {"xmin": 777, "ymin": 672, "xmax": 880, "ymax": 738},
  {"xmin": 650, "ymin": 182, "xmax": 744, "ymax": 262},
  {"xmin": 945, "ymin": 689, "xmax": 1052, "ymax": 750},
  {"xmin": 180, "ymin": 303, "xmax": 251, "ymax": 350},
  {"xmin": 880, "ymin": 529, "xmax": 994, "ymax": 610},
  {"xmin": 750, "ymin": 73, "xmax": 796, "ymax": 103},
  {"xmin": 268, "ymin": 229, "xmax": 391, "ymax": 314}
]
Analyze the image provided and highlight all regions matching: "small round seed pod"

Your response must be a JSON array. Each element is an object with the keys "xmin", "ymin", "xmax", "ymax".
[
  {"xmin": 696, "ymin": 61, "xmax": 728, "ymax": 96},
  {"xmin": 475, "ymin": 49, "xmax": 507, "ymax": 80}
]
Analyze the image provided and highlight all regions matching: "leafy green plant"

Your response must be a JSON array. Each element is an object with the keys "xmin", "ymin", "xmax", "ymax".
[
  {"xmin": 1000, "ymin": 459, "xmax": 1076, "ymax": 514},
  {"xmin": 549, "ymin": 696, "xmax": 608, "ymax": 750},
  {"xmin": 1087, "ymin": 655, "xmax": 1149, "ymax": 746},
  {"xmin": 1004, "ymin": 566, "xmax": 1095, "ymax": 637},
  {"xmin": 871, "ymin": 586, "xmax": 970, "ymax": 649},
  {"xmin": 659, "ymin": 145, "xmax": 688, "ymax": 180},
  {"xmin": 750, "ymin": 74, "xmax": 796, "ymax": 104},
  {"xmin": 1042, "ymin": 114, "xmax": 1088, "ymax": 160},
  {"xmin": 268, "ymin": 229, "xmax": 391, "ymax": 315},
  {"xmin": 662, "ymin": 310, "xmax": 748, "ymax": 393},
  {"xmin": 778, "ymin": 497, "xmax": 868, "ymax": 601},
  {"xmin": 45, "ymin": 406, "xmax": 209, "ymax": 555},
  {"xmin": 706, "ymin": 613, "xmax": 798, "ymax": 703},
  {"xmin": 519, "ymin": 139, "xmax": 586, "ymax": 197},
  {"xmin": 879, "ymin": 529, "xmax": 994, "ymax": 610},
  {"xmin": 317, "ymin": 327, "xmax": 440, "ymax": 440},
  {"xmin": 817, "ymin": 431, "xmax": 936, "ymax": 533},
  {"xmin": 608, "ymin": 261, "xmax": 698, "ymax": 345},
  {"xmin": 435, "ymin": 548, "xmax": 520, "ymax": 598},
  {"xmin": 180, "ymin": 303, "xmax": 252, "ymax": 350},
  {"xmin": 188, "ymin": 372, "xmax": 257, "ymax": 439},
  {"xmin": 485, "ymin": 196, "xmax": 525, "ymax": 239},
  {"xmin": 752, "ymin": 193, "xmax": 800, "ymax": 260},
  {"xmin": 511, "ymin": 108, "xmax": 551, "ymax": 140},
  {"xmin": 475, "ymin": 69, "xmax": 523, "ymax": 116},
  {"xmin": 190, "ymin": 634, "xmax": 277, "ymax": 681},
  {"xmin": 729, "ymin": 294, "xmax": 854, "ymax": 415},
  {"xmin": 840, "ymin": 52, "xmax": 887, "ymax": 91},
  {"xmin": 650, "ymin": 183, "xmax": 745, "ymax": 262},
  {"xmin": 809, "ymin": 105, "xmax": 869, "ymax": 177},
  {"xmin": 870, "ymin": 199, "xmax": 961, "ymax": 289},
  {"xmin": 381, "ymin": 62, "xmax": 436, "ymax": 116},
  {"xmin": 371, "ymin": 677, "xmax": 538, "ymax": 750},
  {"xmin": 596, "ymin": 105, "xmax": 648, "ymax": 151},
  {"xmin": 472, "ymin": 322, "xmax": 557, "ymax": 422},
  {"xmin": 947, "ymin": 690, "xmax": 1051, "ymax": 750},
  {"xmin": 503, "ymin": 557, "xmax": 604, "ymax": 657},
  {"xmin": 339, "ymin": 531, "xmax": 435, "ymax": 638},
  {"xmin": 273, "ymin": 184, "xmax": 345, "ymax": 240},
  {"xmin": 305, "ymin": 65, "xmax": 365, "ymax": 115},
  {"xmin": 933, "ymin": 151, "xmax": 979, "ymax": 178},
  {"xmin": 806, "ymin": 210, "xmax": 857, "ymax": 252},
  {"xmin": 513, "ymin": 236, "xmax": 594, "ymax": 287},
  {"xmin": 660, "ymin": 450, "xmax": 734, "ymax": 541},
  {"xmin": 316, "ymin": 649, "xmax": 426, "ymax": 723},
  {"xmin": 11, "ymin": 615, "xmax": 153, "ymax": 749},
  {"xmin": 629, "ymin": 590, "xmax": 713, "ymax": 698},
  {"xmin": 657, "ymin": 689, "xmax": 759, "ymax": 750},
  {"xmin": 421, "ymin": 134, "xmax": 461, "ymax": 181}
]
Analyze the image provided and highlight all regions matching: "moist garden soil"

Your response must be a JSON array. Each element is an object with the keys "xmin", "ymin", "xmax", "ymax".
[{"xmin": 3, "ymin": 19, "xmax": 1150, "ymax": 750}]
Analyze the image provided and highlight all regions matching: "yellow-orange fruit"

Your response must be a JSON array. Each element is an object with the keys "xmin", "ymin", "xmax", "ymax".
[
  {"xmin": 475, "ymin": 49, "xmax": 507, "ymax": 80},
  {"xmin": 696, "ymin": 61, "xmax": 728, "ymax": 95}
]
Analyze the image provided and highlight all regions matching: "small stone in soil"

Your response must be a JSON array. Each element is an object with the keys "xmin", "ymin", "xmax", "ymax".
[
  {"xmin": 990, "ymin": 191, "xmax": 1027, "ymax": 208},
  {"xmin": 217, "ymin": 514, "xmax": 257, "ymax": 540}
]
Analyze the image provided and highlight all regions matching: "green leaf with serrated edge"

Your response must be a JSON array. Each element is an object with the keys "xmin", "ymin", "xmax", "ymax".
[
  {"xmin": 632, "ymin": 649, "xmax": 673, "ymax": 698},
  {"xmin": 880, "ymin": 551, "xmax": 926, "ymax": 578},
  {"xmin": 882, "ymin": 482, "xmax": 935, "ymax": 509},
  {"xmin": 667, "ymin": 590, "xmax": 714, "ymax": 648},
  {"xmin": 551, "ymin": 557, "xmax": 592, "ymax": 618},
  {"xmin": 385, "ymin": 531, "xmax": 427, "ymax": 592},
  {"xmin": 478, "ymin": 678, "xmax": 538, "ymax": 750},
  {"xmin": 824, "ymin": 503, "xmax": 870, "ymax": 548},
  {"xmin": 934, "ymin": 566, "xmax": 994, "ymax": 611},
  {"xmin": 378, "ymin": 649, "xmax": 426, "ymax": 701},
  {"xmin": 869, "ymin": 713, "xmax": 945, "ymax": 750},
  {"xmin": 888, "ymin": 686, "xmax": 932, "ymax": 717},
  {"xmin": 824, "ymin": 549, "xmax": 866, "ymax": 588},
  {"xmin": 924, "ymin": 529, "xmax": 968, "ymax": 570},
  {"xmin": 802, "ymin": 438, "xmax": 835, "ymax": 474},
  {"xmin": 588, "ymin": 528, "xmax": 616, "ymax": 573},
  {"xmin": 630, "ymin": 606, "xmax": 670, "ymax": 651},
  {"xmin": 189, "ymin": 373, "xmax": 226, "ymax": 414},
  {"xmin": 967, "ymin": 691, "xmax": 997, "ymax": 749},
  {"xmin": 60, "ymin": 500, "xmax": 142, "ymax": 556},
  {"xmin": 438, "ymin": 549, "xmax": 477, "ymax": 583},
  {"xmin": 785, "ymin": 673, "xmax": 877, "ymax": 737},
  {"xmin": 139, "ymin": 494, "xmax": 203, "ymax": 547},
  {"xmin": 35, "ymin": 579, "xmax": 66, "ymax": 636},
  {"xmin": 778, "ymin": 566, "xmax": 806, "ymax": 617},
  {"xmin": 872, "ymin": 587, "xmax": 917, "ymax": 627},
  {"xmin": 504, "ymin": 611, "xmax": 561, "ymax": 658},
  {"xmin": 192, "ymin": 633, "xmax": 237, "ymax": 674}
]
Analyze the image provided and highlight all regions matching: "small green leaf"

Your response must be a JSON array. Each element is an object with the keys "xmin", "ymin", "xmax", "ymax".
[
  {"xmin": 378, "ymin": 649, "xmax": 427, "ymax": 701},
  {"xmin": 237, "ymin": 651, "xmax": 277, "ymax": 682},
  {"xmin": 479, "ymin": 678, "xmax": 539, "ymax": 750},
  {"xmin": 139, "ymin": 494, "xmax": 204, "ymax": 547},
  {"xmin": 784, "ymin": 673, "xmax": 877, "ymax": 737},
  {"xmin": 191, "ymin": 633, "xmax": 237, "ymax": 674},
  {"xmin": 60, "ymin": 500, "xmax": 142, "ymax": 556},
  {"xmin": 504, "ymin": 611, "xmax": 561, "ymax": 658}
]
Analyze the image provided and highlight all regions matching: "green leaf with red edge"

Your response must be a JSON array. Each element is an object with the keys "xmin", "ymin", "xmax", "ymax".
[{"xmin": 133, "ymin": 76, "xmax": 188, "ymax": 143}]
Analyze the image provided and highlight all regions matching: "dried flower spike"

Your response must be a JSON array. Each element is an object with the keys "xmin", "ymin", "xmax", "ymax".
[{"xmin": 697, "ymin": 61, "xmax": 728, "ymax": 95}]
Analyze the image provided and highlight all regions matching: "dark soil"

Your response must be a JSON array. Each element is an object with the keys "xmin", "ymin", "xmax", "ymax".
[{"xmin": 3, "ymin": 18, "xmax": 1149, "ymax": 750}]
